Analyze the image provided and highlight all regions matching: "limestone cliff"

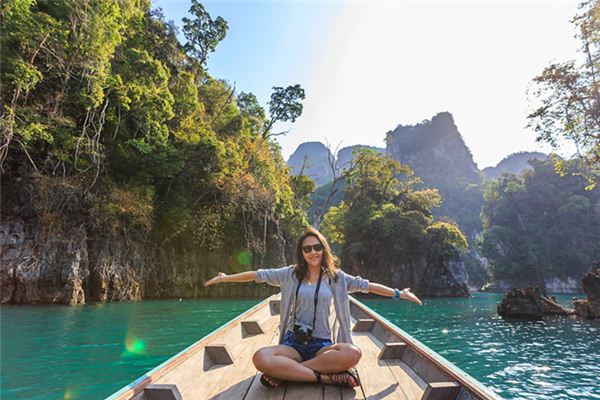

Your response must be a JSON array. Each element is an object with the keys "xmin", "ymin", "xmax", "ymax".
[
  {"xmin": 287, "ymin": 142, "xmax": 333, "ymax": 186},
  {"xmin": 345, "ymin": 254, "xmax": 470, "ymax": 297},
  {"xmin": 0, "ymin": 172, "xmax": 286, "ymax": 305},
  {"xmin": 385, "ymin": 112, "xmax": 483, "ymax": 237}
]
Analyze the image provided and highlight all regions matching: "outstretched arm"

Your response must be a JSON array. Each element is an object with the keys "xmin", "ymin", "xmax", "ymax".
[
  {"xmin": 368, "ymin": 282, "xmax": 423, "ymax": 305},
  {"xmin": 204, "ymin": 271, "xmax": 257, "ymax": 287}
]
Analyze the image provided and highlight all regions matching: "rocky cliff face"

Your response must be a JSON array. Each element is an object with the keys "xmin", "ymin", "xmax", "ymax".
[
  {"xmin": 0, "ymin": 214, "xmax": 149, "ymax": 305},
  {"xmin": 345, "ymin": 255, "xmax": 470, "ymax": 297},
  {"xmin": 2, "ymin": 216, "xmax": 90, "ymax": 304},
  {"xmin": 0, "ymin": 174, "xmax": 287, "ymax": 305},
  {"xmin": 384, "ymin": 112, "xmax": 485, "ymax": 292},
  {"xmin": 287, "ymin": 142, "xmax": 333, "ymax": 186},
  {"xmin": 574, "ymin": 268, "xmax": 600, "ymax": 319},
  {"xmin": 385, "ymin": 112, "xmax": 484, "ymax": 240},
  {"xmin": 385, "ymin": 112, "xmax": 481, "ymax": 184},
  {"xmin": 336, "ymin": 145, "xmax": 384, "ymax": 170}
]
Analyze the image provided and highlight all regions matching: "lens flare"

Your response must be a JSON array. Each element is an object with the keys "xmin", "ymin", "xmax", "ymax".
[
  {"xmin": 237, "ymin": 249, "xmax": 252, "ymax": 266},
  {"xmin": 122, "ymin": 335, "xmax": 147, "ymax": 357},
  {"xmin": 62, "ymin": 384, "xmax": 82, "ymax": 400}
]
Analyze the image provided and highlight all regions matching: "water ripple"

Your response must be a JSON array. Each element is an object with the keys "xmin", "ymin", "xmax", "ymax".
[
  {"xmin": 2, "ymin": 294, "xmax": 599, "ymax": 400},
  {"xmin": 363, "ymin": 293, "xmax": 600, "ymax": 400}
]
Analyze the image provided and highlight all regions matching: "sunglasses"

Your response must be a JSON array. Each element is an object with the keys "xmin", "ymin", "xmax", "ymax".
[{"xmin": 302, "ymin": 244, "xmax": 324, "ymax": 253}]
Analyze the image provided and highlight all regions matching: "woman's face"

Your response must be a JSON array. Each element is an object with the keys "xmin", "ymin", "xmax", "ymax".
[{"xmin": 302, "ymin": 236, "xmax": 323, "ymax": 269}]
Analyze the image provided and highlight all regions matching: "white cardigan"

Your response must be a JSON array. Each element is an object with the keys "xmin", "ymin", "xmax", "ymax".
[{"xmin": 256, "ymin": 265, "xmax": 370, "ymax": 344}]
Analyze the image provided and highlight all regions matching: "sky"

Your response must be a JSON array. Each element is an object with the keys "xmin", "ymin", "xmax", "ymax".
[{"xmin": 153, "ymin": 0, "xmax": 582, "ymax": 169}]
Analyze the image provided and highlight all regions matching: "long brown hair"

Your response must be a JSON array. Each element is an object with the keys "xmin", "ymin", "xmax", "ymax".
[{"xmin": 294, "ymin": 227, "xmax": 340, "ymax": 282}]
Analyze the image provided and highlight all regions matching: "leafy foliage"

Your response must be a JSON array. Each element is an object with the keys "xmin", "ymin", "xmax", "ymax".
[
  {"xmin": 480, "ymin": 160, "xmax": 600, "ymax": 288},
  {"xmin": 321, "ymin": 149, "xmax": 467, "ymax": 271},
  {"xmin": 182, "ymin": 0, "xmax": 228, "ymax": 67},
  {"xmin": 263, "ymin": 84, "xmax": 306, "ymax": 138},
  {"xmin": 1, "ymin": 0, "xmax": 309, "ymax": 268},
  {"xmin": 528, "ymin": 0, "xmax": 600, "ymax": 190},
  {"xmin": 237, "ymin": 91, "xmax": 266, "ymax": 136}
]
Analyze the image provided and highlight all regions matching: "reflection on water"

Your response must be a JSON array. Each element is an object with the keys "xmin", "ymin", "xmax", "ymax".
[{"xmin": 1, "ymin": 293, "xmax": 599, "ymax": 399}]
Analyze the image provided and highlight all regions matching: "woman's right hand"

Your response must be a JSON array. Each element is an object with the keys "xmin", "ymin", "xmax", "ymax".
[{"xmin": 204, "ymin": 272, "xmax": 226, "ymax": 287}]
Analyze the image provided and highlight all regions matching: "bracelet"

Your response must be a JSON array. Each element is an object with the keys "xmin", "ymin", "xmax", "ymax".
[{"xmin": 392, "ymin": 288, "xmax": 401, "ymax": 300}]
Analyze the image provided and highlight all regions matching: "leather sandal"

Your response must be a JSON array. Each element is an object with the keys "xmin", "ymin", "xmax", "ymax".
[
  {"xmin": 260, "ymin": 374, "xmax": 281, "ymax": 388},
  {"xmin": 326, "ymin": 369, "xmax": 360, "ymax": 388},
  {"xmin": 314, "ymin": 370, "xmax": 322, "ymax": 384}
]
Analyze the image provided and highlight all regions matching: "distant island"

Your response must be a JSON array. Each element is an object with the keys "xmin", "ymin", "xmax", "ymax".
[{"xmin": 286, "ymin": 112, "xmax": 597, "ymax": 295}]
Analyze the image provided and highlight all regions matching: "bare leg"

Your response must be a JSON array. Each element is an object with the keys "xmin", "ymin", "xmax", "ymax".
[
  {"xmin": 301, "ymin": 343, "xmax": 361, "ymax": 386},
  {"xmin": 253, "ymin": 343, "xmax": 362, "ymax": 387},
  {"xmin": 252, "ymin": 345, "xmax": 318, "ymax": 386},
  {"xmin": 302, "ymin": 343, "xmax": 361, "ymax": 373}
]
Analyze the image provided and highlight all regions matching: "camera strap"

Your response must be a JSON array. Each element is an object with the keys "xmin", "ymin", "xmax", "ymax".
[{"xmin": 293, "ymin": 267, "xmax": 324, "ymax": 331}]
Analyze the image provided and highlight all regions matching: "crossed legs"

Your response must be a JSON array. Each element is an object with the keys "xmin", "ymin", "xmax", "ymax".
[{"xmin": 252, "ymin": 343, "xmax": 361, "ymax": 387}]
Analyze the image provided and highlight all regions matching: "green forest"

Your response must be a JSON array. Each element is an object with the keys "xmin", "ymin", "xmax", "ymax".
[
  {"xmin": 320, "ymin": 149, "xmax": 468, "ymax": 280},
  {"xmin": 2, "ymin": 0, "xmax": 311, "ymax": 254},
  {"xmin": 480, "ymin": 159, "xmax": 600, "ymax": 293},
  {"xmin": 1, "ymin": 0, "xmax": 598, "ymax": 303}
]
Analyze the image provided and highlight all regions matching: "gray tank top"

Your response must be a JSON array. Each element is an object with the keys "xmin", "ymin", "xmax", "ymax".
[{"xmin": 287, "ymin": 279, "xmax": 333, "ymax": 340}]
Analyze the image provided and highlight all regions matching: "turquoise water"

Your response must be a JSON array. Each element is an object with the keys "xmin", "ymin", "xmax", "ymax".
[
  {"xmin": 361, "ymin": 293, "xmax": 600, "ymax": 400},
  {"xmin": 1, "ymin": 293, "xmax": 598, "ymax": 399},
  {"xmin": 0, "ymin": 299, "xmax": 260, "ymax": 400}
]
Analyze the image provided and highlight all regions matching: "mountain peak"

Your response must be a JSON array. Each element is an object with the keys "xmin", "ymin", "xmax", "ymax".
[
  {"xmin": 287, "ymin": 142, "xmax": 384, "ymax": 186},
  {"xmin": 482, "ymin": 151, "xmax": 550, "ymax": 180},
  {"xmin": 287, "ymin": 142, "xmax": 333, "ymax": 185},
  {"xmin": 386, "ymin": 112, "xmax": 479, "ymax": 181}
]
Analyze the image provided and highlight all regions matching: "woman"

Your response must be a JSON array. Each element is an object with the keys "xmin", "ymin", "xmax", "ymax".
[{"xmin": 204, "ymin": 227, "xmax": 422, "ymax": 389}]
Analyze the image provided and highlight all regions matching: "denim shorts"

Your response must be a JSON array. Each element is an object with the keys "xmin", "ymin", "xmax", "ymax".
[{"xmin": 282, "ymin": 330, "xmax": 333, "ymax": 361}]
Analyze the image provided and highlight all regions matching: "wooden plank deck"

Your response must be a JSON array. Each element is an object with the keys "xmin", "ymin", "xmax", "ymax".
[
  {"xmin": 114, "ymin": 295, "xmax": 500, "ymax": 400},
  {"xmin": 158, "ymin": 306, "xmax": 280, "ymax": 399},
  {"xmin": 239, "ymin": 322, "xmax": 424, "ymax": 400}
]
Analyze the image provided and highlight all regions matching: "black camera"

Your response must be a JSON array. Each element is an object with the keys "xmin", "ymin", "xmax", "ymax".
[{"xmin": 293, "ymin": 322, "xmax": 313, "ymax": 345}]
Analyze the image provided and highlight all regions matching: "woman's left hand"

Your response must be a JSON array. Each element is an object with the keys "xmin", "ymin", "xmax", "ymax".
[{"xmin": 400, "ymin": 288, "xmax": 423, "ymax": 305}]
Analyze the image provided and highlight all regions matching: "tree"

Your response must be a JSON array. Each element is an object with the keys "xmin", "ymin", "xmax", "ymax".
[
  {"xmin": 528, "ymin": 0, "xmax": 600, "ymax": 190},
  {"xmin": 306, "ymin": 143, "xmax": 370, "ymax": 226},
  {"xmin": 345, "ymin": 148, "xmax": 416, "ymax": 204},
  {"xmin": 182, "ymin": 0, "xmax": 228, "ymax": 68},
  {"xmin": 479, "ymin": 160, "xmax": 600, "ymax": 292},
  {"xmin": 320, "ymin": 150, "xmax": 463, "ymax": 277},
  {"xmin": 263, "ymin": 84, "xmax": 305, "ymax": 138},
  {"xmin": 237, "ymin": 91, "xmax": 265, "ymax": 136}
]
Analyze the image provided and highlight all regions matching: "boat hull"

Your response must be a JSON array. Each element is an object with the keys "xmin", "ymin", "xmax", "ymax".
[{"xmin": 106, "ymin": 294, "xmax": 501, "ymax": 400}]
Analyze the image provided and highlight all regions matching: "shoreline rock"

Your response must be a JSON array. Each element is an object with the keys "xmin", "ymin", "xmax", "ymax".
[
  {"xmin": 0, "ymin": 164, "xmax": 291, "ymax": 305},
  {"xmin": 0, "ymin": 213, "xmax": 287, "ymax": 305},
  {"xmin": 497, "ymin": 287, "xmax": 574, "ymax": 320},
  {"xmin": 573, "ymin": 268, "xmax": 600, "ymax": 319}
]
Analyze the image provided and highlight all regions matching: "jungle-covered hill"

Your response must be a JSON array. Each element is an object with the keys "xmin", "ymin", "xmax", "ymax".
[
  {"xmin": 289, "ymin": 111, "xmax": 598, "ymax": 291},
  {"xmin": 1, "ymin": 0, "xmax": 310, "ymax": 304},
  {"xmin": 0, "ymin": 0, "xmax": 471, "ymax": 303}
]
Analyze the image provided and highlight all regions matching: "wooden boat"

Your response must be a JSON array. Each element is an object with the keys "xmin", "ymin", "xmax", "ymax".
[{"xmin": 107, "ymin": 294, "xmax": 501, "ymax": 400}]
